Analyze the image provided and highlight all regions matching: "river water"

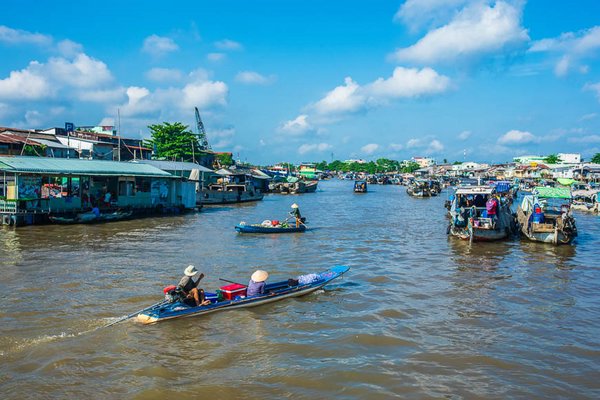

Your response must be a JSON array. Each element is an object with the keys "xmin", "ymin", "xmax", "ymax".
[{"xmin": 1, "ymin": 179, "xmax": 599, "ymax": 399}]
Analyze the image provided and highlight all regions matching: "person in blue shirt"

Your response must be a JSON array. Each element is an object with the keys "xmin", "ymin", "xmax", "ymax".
[{"xmin": 247, "ymin": 270, "xmax": 268, "ymax": 296}]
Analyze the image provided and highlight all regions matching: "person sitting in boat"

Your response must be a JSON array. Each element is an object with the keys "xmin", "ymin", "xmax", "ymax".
[
  {"xmin": 178, "ymin": 265, "xmax": 211, "ymax": 307},
  {"xmin": 91, "ymin": 204, "xmax": 101, "ymax": 218},
  {"xmin": 290, "ymin": 203, "xmax": 302, "ymax": 228},
  {"xmin": 247, "ymin": 270, "xmax": 268, "ymax": 296}
]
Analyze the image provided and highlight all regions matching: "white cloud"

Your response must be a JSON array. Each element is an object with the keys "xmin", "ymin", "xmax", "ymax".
[
  {"xmin": 580, "ymin": 113, "xmax": 597, "ymax": 121},
  {"xmin": 367, "ymin": 67, "xmax": 450, "ymax": 100},
  {"xmin": 280, "ymin": 114, "xmax": 313, "ymax": 136},
  {"xmin": 99, "ymin": 117, "xmax": 115, "ymax": 126},
  {"xmin": 530, "ymin": 26, "xmax": 600, "ymax": 76},
  {"xmin": 180, "ymin": 80, "xmax": 228, "ymax": 110},
  {"xmin": 207, "ymin": 52, "xmax": 226, "ymax": 62},
  {"xmin": 389, "ymin": 143, "xmax": 404, "ymax": 151},
  {"xmin": 47, "ymin": 54, "xmax": 113, "ymax": 88},
  {"xmin": 142, "ymin": 35, "xmax": 179, "ymax": 56},
  {"xmin": 146, "ymin": 68, "xmax": 184, "ymax": 82},
  {"xmin": 310, "ymin": 67, "xmax": 450, "ymax": 118},
  {"xmin": 568, "ymin": 135, "xmax": 600, "ymax": 143},
  {"xmin": 497, "ymin": 129, "xmax": 538, "ymax": 145},
  {"xmin": 214, "ymin": 39, "xmax": 243, "ymax": 51},
  {"xmin": 458, "ymin": 130, "xmax": 472, "ymax": 140},
  {"xmin": 0, "ymin": 63, "xmax": 52, "ymax": 100},
  {"xmin": 209, "ymin": 127, "xmax": 235, "ymax": 149},
  {"xmin": 407, "ymin": 138, "xmax": 422, "ymax": 148},
  {"xmin": 235, "ymin": 71, "xmax": 273, "ymax": 85},
  {"xmin": 56, "ymin": 39, "xmax": 83, "ymax": 57},
  {"xmin": 117, "ymin": 75, "xmax": 228, "ymax": 118},
  {"xmin": 312, "ymin": 77, "xmax": 364, "ymax": 115},
  {"xmin": 391, "ymin": 1, "xmax": 529, "ymax": 64},
  {"xmin": 584, "ymin": 82, "xmax": 600, "ymax": 101},
  {"xmin": 298, "ymin": 143, "xmax": 332, "ymax": 155},
  {"xmin": 361, "ymin": 143, "xmax": 379, "ymax": 154},
  {"xmin": 426, "ymin": 139, "xmax": 444, "ymax": 154},
  {"xmin": 394, "ymin": 0, "xmax": 470, "ymax": 32},
  {"xmin": 0, "ymin": 25, "xmax": 52, "ymax": 46}
]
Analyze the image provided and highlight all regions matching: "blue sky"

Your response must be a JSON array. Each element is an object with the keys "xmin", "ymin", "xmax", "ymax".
[{"xmin": 2, "ymin": 0, "xmax": 600, "ymax": 164}]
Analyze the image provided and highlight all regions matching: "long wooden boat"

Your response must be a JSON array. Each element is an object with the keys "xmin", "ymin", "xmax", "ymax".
[
  {"xmin": 136, "ymin": 265, "xmax": 350, "ymax": 324},
  {"xmin": 49, "ymin": 210, "xmax": 133, "ymax": 224},
  {"xmin": 235, "ymin": 223, "xmax": 306, "ymax": 233}
]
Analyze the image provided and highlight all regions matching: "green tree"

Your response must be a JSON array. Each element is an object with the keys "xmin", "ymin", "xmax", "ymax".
[
  {"xmin": 401, "ymin": 162, "xmax": 421, "ymax": 173},
  {"xmin": 216, "ymin": 153, "xmax": 234, "ymax": 167},
  {"xmin": 544, "ymin": 154, "xmax": 561, "ymax": 164},
  {"xmin": 315, "ymin": 160, "xmax": 328, "ymax": 171},
  {"xmin": 591, "ymin": 153, "xmax": 600, "ymax": 164},
  {"xmin": 147, "ymin": 122, "xmax": 201, "ymax": 162},
  {"xmin": 452, "ymin": 161, "xmax": 463, "ymax": 165}
]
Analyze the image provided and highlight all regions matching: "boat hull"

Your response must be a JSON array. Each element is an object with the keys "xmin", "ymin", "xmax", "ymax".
[
  {"xmin": 199, "ymin": 190, "xmax": 264, "ymax": 205},
  {"xmin": 235, "ymin": 224, "xmax": 306, "ymax": 233},
  {"xmin": 136, "ymin": 265, "xmax": 349, "ymax": 324}
]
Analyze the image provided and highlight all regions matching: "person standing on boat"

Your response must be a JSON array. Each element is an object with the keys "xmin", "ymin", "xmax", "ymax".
[
  {"xmin": 178, "ymin": 265, "xmax": 210, "ymax": 307},
  {"xmin": 486, "ymin": 195, "xmax": 498, "ymax": 226},
  {"xmin": 290, "ymin": 203, "xmax": 302, "ymax": 228},
  {"xmin": 247, "ymin": 270, "xmax": 268, "ymax": 296}
]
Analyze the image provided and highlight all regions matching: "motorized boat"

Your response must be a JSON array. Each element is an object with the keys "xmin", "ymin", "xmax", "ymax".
[
  {"xmin": 235, "ymin": 222, "xmax": 306, "ymax": 233},
  {"xmin": 448, "ymin": 185, "xmax": 514, "ymax": 242},
  {"xmin": 354, "ymin": 180, "xmax": 367, "ymax": 193},
  {"xmin": 516, "ymin": 187, "xmax": 577, "ymax": 245},
  {"xmin": 136, "ymin": 265, "xmax": 350, "ymax": 324}
]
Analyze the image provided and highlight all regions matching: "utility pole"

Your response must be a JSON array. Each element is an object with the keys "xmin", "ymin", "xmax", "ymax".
[{"xmin": 117, "ymin": 108, "xmax": 121, "ymax": 162}]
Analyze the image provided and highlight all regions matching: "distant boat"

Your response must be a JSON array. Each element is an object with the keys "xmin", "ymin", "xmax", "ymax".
[
  {"xmin": 516, "ymin": 187, "xmax": 577, "ymax": 245},
  {"xmin": 199, "ymin": 170, "xmax": 264, "ymax": 204},
  {"xmin": 407, "ymin": 179, "xmax": 440, "ymax": 197},
  {"xmin": 49, "ymin": 210, "xmax": 133, "ymax": 224},
  {"xmin": 354, "ymin": 180, "xmax": 367, "ymax": 193},
  {"xmin": 235, "ymin": 223, "xmax": 306, "ymax": 233}
]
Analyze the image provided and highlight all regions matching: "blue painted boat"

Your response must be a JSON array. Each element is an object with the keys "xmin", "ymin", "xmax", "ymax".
[
  {"xmin": 136, "ymin": 265, "xmax": 349, "ymax": 324},
  {"xmin": 235, "ymin": 223, "xmax": 306, "ymax": 233}
]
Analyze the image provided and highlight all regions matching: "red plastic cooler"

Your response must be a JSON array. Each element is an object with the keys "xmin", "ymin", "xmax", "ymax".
[{"xmin": 220, "ymin": 284, "xmax": 247, "ymax": 300}]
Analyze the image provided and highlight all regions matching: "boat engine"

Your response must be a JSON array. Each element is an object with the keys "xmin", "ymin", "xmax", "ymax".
[{"xmin": 163, "ymin": 285, "xmax": 185, "ymax": 303}]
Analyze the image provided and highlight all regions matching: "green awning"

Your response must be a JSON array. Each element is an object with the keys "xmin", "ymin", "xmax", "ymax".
[
  {"xmin": 534, "ymin": 186, "xmax": 572, "ymax": 199},
  {"xmin": 557, "ymin": 178, "xmax": 577, "ymax": 186}
]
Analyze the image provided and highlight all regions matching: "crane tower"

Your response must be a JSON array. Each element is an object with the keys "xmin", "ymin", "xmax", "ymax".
[{"xmin": 195, "ymin": 107, "xmax": 211, "ymax": 151}]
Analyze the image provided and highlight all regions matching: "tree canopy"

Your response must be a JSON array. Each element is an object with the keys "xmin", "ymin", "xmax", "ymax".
[
  {"xmin": 591, "ymin": 153, "xmax": 600, "ymax": 164},
  {"xmin": 543, "ymin": 154, "xmax": 561, "ymax": 164},
  {"xmin": 146, "ymin": 122, "xmax": 201, "ymax": 162},
  {"xmin": 313, "ymin": 158, "xmax": 420, "ymax": 174}
]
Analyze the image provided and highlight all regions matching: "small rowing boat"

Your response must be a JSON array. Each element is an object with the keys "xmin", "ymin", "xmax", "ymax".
[
  {"xmin": 235, "ymin": 223, "xmax": 306, "ymax": 233},
  {"xmin": 136, "ymin": 265, "xmax": 349, "ymax": 324}
]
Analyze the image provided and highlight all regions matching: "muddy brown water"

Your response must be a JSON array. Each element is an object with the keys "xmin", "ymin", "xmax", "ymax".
[{"xmin": 1, "ymin": 180, "xmax": 599, "ymax": 399}]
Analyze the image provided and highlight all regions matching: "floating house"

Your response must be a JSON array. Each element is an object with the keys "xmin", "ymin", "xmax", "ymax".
[{"xmin": 0, "ymin": 156, "xmax": 196, "ymax": 226}]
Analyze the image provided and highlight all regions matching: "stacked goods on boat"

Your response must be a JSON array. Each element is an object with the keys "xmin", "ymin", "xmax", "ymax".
[
  {"xmin": 516, "ymin": 187, "xmax": 577, "ymax": 245},
  {"xmin": 448, "ymin": 185, "xmax": 514, "ymax": 242}
]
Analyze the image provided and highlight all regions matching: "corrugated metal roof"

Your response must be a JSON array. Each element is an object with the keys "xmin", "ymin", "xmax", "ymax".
[
  {"xmin": 0, "ymin": 156, "xmax": 173, "ymax": 177},
  {"xmin": 133, "ymin": 160, "xmax": 213, "ymax": 172}
]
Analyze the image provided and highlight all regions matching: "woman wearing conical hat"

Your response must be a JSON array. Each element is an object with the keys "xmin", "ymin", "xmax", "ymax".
[{"xmin": 247, "ymin": 270, "xmax": 269, "ymax": 297}]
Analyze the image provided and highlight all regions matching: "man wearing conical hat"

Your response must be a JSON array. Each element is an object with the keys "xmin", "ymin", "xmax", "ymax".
[{"xmin": 178, "ymin": 265, "xmax": 211, "ymax": 307}]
